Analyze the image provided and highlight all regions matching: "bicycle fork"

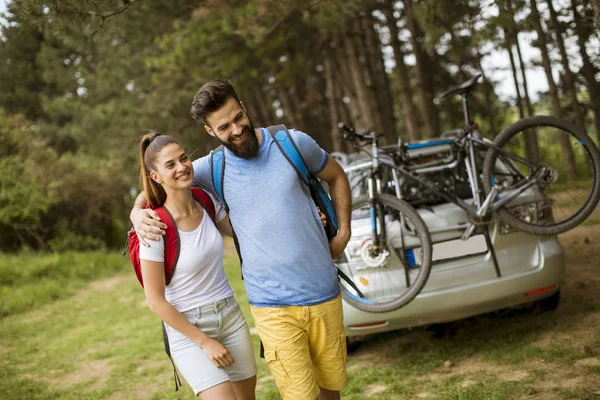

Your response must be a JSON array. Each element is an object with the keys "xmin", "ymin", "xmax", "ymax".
[
  {"xmin": 460, "ymin": 186, "xmax": 498, "ymax": 241},
  {"xmin": 367, "ymin": 174, "xmax": 387, "ymax": 255},
  {"xmin": 461, "ymin": 135, "xmax": 497, "ymax": 241}
]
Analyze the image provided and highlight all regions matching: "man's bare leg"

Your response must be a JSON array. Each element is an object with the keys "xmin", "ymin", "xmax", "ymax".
[{"xmin": 318, "ymin": 388, "xmax": 340, "ymax": 400}]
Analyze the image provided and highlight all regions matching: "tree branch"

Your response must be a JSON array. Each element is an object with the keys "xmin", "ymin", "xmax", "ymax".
[{"xmin": 91, "ymin": 0, "xmax": 140, "ymax": 38}]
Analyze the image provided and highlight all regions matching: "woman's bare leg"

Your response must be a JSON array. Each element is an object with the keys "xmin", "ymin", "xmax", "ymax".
[
  {"xmin": 199, "ymin": 381, "xmax": 238, "ymax": 400},
  {"xmin": 231, "ymin": 375, "xmax": 257, "ymax": 400}
]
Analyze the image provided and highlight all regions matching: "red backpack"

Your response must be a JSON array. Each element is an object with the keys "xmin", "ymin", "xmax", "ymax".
[
  {"xmin": 123, "ymin": 187, "xmax": 216, "ymax": 391},
  {"xmin": 126, "ymin": 187, "xmax": 216, "ymax": 287}
]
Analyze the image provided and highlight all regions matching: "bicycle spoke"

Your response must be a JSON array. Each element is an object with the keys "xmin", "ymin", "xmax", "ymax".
[
  {"xmin": 483, "ymin": 116, "xmax": 600, "ymax": 235},
  {"xmin": 338, "ymin": 194, "xmax": 432, "ymax": 312}
]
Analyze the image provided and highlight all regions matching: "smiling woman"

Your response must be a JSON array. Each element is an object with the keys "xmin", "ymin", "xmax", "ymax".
[{"xmin": 134, "ymin": 131, "xmax": 258, "ymax": 399}]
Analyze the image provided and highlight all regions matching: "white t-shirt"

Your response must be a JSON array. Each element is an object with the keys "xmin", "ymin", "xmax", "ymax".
[{"xmin": 139, "ymin": 193, "xmax": 234, "ymax": 312}]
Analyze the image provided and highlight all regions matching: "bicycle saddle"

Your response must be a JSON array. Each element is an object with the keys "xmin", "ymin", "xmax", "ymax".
[{"xmin": 440, "ymin": 73, "xmax": 483, "ymax": 99}]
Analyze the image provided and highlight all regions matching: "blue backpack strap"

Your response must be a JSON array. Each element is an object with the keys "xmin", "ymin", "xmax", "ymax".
[
  {"xmin": 266, "ymin": 125, "xmax": 310, "ymax": 185},
  {"xmin": 267, "ymin": 125, "xmax": 339, "ymax": 234},
  {"xmin": 209, "ymin": 145, "xmax": 243, "ymax": 274},
  {"xmin": 210, "ymin": 146, "xmax": 228, "ymax": 212}
]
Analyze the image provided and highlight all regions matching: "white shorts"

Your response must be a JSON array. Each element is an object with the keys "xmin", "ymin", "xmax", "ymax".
[{"xmin": 165, "ymin": 296, "xmax": 257, "ymax": 395}]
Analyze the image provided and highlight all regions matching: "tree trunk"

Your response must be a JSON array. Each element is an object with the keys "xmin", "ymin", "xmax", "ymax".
[
  {"xmin": 241, "ymin": 87, "xmax": 268, "ymax": 128},
  {"xmin": 546, "ymin": 0, "xmax": 588, "ymax": 135},
  {"xmin": 506, "ymin": 0, "xmax": 540, "ymax": 161},
  {"xmin": 513, "ymin": 38, "xmax": 534, "ymax": 118},
  {"xmin": 505, "ymin": 30, "xmax": 540, "ymax": 162},
  {"xmin": 324, "ymin": 51, "xmax": 343, "ymax": 153},
  {"xmin": 384, "ymin": 0, "xmax": 420, "ymax": 142},
  {"xmin": 333, "ymin": 70, "xmax": 353, "ymax": 153},
  {"xmin": 278, "ymin": 87, "xmax": 299, "ymax": 128},
  {"xmin": 332, "ymin": 35, "xmax": 363, "ymax": 131},
  {"xmin": 26, "ymin": 228, "xmax": 48, "ymax": 251},
  {"xmin": 505, "ymin": 31, "xmax": 525, "ymax": 120},
  {"xmin": 529, "ymin": 0, "xmax": 563, "ymax": 118},
  {"xmin": 253, "ymin": 88, "xmax": 271, "ymax": 127},
  {"xmin": 476, "ymin": 49, "xmax": 498, "ymax": 136},
  {"xmin": 530, "ymin": 0, "xmax": 576, "ymax": 181},
  {"xmin": 571, "ymin": 0, "xmax": 600, "ymax": 141},
  {"xmin": 304, "ymin": 58, "xmax": 334, "ymax": 150},
  {"xmin": 592, "ymin": 0, "xmax": 600, "ymax": 27},
  {"xmin": 354, "ymin": 15, "xmax": 385, "ymax": 135},
  {"xmin": 15, "ymin": 230, "xmax": 27, "ymax": 248},
  {"xmin": 403, "ymin": 0, "xmax": 439, "ymax": 138},
  {"xmin": 364, "ymin": 11, "xmax": 397, "ymax": 145},
  {"xmin": 342, "ymin": 30, "xmax": 376, "ymax": 132}
]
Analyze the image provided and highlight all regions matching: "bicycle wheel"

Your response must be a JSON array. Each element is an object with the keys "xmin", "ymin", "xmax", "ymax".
[
  {"xmin": 482, "ymin": 115, "xmax": 600, "ymax": 236},
  {"xmin": 336, "ymin": 194, "xmax": 432, "ymax": 313}
]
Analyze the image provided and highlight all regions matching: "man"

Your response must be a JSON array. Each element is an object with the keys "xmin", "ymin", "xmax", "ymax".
[{"xmin": 131, "ymin": 79, "xmax": 352, "ymax": 400}]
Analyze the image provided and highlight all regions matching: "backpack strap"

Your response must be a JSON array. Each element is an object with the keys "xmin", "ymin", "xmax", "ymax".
[
  {"xmin": 210, "ymin": 146, "xmax": 228, "ymax": 212},
  {"xmin": 162, "ymin": 322, "xmax": 182, "ymax": 391},
  {"xmin": 191, "ymin": 187, "xmax": 217, "ymax": 223},
  {"xmin": 153, "ymin": 207, "xmax": 180, "ymax": 286},
  {"xmin": 266, "ymin": 125, "xmax": 310, "ymax": 185},
  {"xmin": 267, "ymin": 125, "xmax": 339, "ymax": 234},
  {"xmin": 208, "ymin": 149, "xmax": 243, "ymax": 273}
]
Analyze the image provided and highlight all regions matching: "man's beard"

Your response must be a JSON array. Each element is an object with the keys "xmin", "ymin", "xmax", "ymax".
[{"xmin": 221, "ymin": 121, "xmax": 259, "ymax": 159}]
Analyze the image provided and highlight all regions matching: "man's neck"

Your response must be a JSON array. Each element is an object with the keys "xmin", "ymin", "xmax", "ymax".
[{"xmin": 255, "ymin": 128, "xmax": 262, "ymax": 145}]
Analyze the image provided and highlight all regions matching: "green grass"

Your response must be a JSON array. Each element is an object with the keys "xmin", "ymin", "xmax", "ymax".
[
  {"xmin": 581, "ymin": 218, "xmax": 600, "ymax": 226},
  {"xmin": 0, "ymin": 251, "xmax": 132, "ymax": 318},
  {"xmin": 1, "ymin": 246, "xmax": 599, "ymax": 399}
]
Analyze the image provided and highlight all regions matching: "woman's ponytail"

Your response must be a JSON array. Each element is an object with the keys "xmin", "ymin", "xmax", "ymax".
[{"xmin": 139, "ymin": 131, "xmax": 179, "ymax": 208}]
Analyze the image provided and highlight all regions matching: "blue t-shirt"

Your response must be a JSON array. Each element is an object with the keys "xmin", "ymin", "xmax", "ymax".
[{"xmin": 192, "ymin": 128, "xmax": 340, "ymax": 307}]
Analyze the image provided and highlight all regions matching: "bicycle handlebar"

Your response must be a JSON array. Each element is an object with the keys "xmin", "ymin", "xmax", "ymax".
[{"xmin": 337, "ymin": 122, "xmax": 382, "ymax": 142}]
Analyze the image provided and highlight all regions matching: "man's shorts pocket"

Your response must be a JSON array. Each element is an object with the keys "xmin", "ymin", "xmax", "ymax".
[
  {"xmin": 339, "ymin": 333, "xmax": 347, "ymax": 363},
  {"xmin": 264, "ymin": 349, "xmax": 291, "ymax": 390}
]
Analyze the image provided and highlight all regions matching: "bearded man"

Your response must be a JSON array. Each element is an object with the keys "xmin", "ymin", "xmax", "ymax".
[{"xmin": 131, "ymin": 79, "xmax": 352, "ymax": 400}]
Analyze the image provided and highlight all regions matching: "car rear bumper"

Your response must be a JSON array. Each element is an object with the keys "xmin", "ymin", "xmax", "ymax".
[{"xmin": 343, "ymin": 235, "xmax": 565, "ymax": 337}]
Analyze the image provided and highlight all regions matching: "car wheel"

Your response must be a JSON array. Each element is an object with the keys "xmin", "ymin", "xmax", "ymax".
[
  {"xmin": 535, "ymin": 290, "xmax": 560, "ymax": 312},
  {"xmin": 346, "ymin": 337, "xmax": 360, "ymax": 354},
  {"xmin": 427, "ymin": 322, "xmax": 457, "ymax": 339}
]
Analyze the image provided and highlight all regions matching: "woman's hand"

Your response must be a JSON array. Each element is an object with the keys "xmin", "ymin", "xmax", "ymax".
[{"xmin": 199, "ymin": 337, "xmax": 236, "ymax": 368}]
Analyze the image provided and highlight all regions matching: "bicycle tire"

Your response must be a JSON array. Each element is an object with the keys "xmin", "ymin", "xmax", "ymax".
[
  {"xmin": 337, "ymin": 194, "xmax": 432, "ymax": 313},
  {"xmin": 482, "ymin": 115, "xmax": 600, "ymax": 236}
]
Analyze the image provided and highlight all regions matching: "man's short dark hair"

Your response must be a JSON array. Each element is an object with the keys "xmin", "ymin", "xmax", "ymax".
[{"xmin": 190, "ymin": 79, "xmax": 241, "ymax": 125}]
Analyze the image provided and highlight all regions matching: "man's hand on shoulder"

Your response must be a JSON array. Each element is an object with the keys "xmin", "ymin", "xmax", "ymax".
[{"xmin": 130, "ymin": 207, "xmax": 167, "ymax": 247}]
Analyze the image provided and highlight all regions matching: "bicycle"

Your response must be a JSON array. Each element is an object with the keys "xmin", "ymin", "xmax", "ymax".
[{"xmin": 336, "ymin": 73, "xmax": 600, "ymax": 313}]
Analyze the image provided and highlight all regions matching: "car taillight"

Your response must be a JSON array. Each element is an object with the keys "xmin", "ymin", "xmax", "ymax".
[
  {"xmin": 526, "ymin": 285, "xmax": 558, "ymax": 296},
  {"xmin": 500, "ymin": 201, "xmax": 555, "ymax": 235}
]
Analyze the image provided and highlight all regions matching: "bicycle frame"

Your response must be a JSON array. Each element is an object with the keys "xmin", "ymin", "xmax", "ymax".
[
  {"xmin": 344, "ymin": 86, "xmax": 549, "ymax": 248},
  {"xmin": 352, "ymin": 130, "xmax": 544, "ymax": 243},
  {"xmin": 384, "ymin": 136, "xmax": 538, "ymax": 207}
]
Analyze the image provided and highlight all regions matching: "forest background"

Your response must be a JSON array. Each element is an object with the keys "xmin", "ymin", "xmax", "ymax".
[{"xmin": 1, "ymin": 0, "xmax": 599, "ymax": 253}]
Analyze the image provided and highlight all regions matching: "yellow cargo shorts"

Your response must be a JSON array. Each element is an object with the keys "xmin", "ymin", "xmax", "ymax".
[{"xmin": 250, "ymin": 294, "xmax": 347, "ymax": 400}]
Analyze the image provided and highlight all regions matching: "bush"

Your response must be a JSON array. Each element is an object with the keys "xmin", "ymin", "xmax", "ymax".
[{"xmin": 0, "ymin": 110, "xmax": 132, "ymax": 251}]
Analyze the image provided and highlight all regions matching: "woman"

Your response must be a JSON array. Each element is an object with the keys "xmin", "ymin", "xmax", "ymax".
[{"xmin": 138, "ymin": 132, "xmax": 257, "ymax": 399}]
